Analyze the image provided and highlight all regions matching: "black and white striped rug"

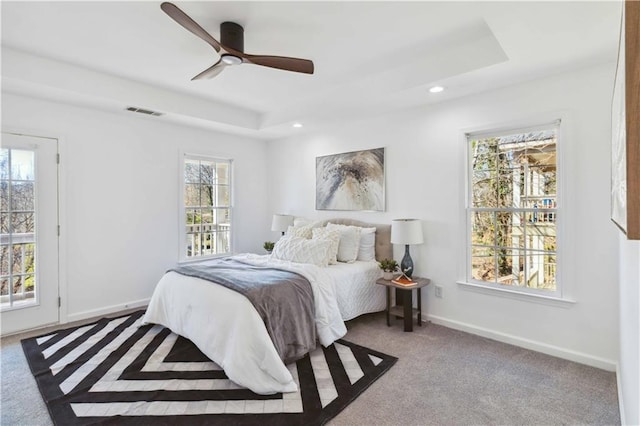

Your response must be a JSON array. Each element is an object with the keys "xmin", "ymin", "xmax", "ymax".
[{"xmin": 22, "ymin": 310, "xmax": 397, "ymax": 425}]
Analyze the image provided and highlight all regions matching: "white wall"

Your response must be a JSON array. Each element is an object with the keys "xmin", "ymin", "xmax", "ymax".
[
  {"xmin": 619, "ymin": 237, "xmax": 640, "ymax": 425},
  {"xmin": 267, "ymin": 63, "xmax": 620, "ymax": 368},
  {"xmin": 2, "ymin": 93, "xmax": 270, "ymax": 322}
]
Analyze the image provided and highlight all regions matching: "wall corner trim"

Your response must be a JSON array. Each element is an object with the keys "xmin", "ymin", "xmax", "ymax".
[{"xmin": 616, "ymin": 362, "xmax": 626, "ymax": 425}]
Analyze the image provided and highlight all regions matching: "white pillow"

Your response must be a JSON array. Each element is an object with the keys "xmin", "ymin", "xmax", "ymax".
[
  {"xmin": 286, "ymin": 221, "xmax": 322, "ymax": 239},
  {"xmin": 287, "ymin": 225, "xmax": 312, "ymax": 239},
  {"xmin": 357, "ymin": 227, "xmax": 377, "ymax": 261},
  {"xmin": 293, "ymin": 217, "xmax": 312, "ymax": 227},
  {"xmin": 326, "ymin": 223, "xmax": 361, "ymax": 263},
  {"xmin": 271, "ymin": 236, "xmax": 331, "ymax": 267},
  {"xmin": 312, "ymin": 227, "xmax": 341, "ymax": 265}
]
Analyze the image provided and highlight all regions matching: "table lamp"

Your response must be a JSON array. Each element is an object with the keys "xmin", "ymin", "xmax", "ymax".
[
  {"xmin": 390, "ymin": 219, "xmax": 424, "ymax": 278},
  {"xmin": 271, "ymin": 214, "xmax": 293, "ymax": 236}
]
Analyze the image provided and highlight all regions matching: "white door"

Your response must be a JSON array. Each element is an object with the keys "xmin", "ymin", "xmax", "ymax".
[{"xmin": 1, "ymin": 133, "xmax": 59, "ymax": 335}]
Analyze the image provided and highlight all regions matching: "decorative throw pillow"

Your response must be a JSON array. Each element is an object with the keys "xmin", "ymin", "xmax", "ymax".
[
  {"xmin": 357, "ymin": 227, "xmax": 377, "ymax": 261},
  {"xmin": 326, "ymin": 223, "xmax": 361, "ymax": 263},
  {"xmin": 286, "ymin": 221, "xmax": 322, "ymax": 239},
  {"xmin": 287, "ymin": 225, "xmax": 312, "ymax": 239},
  {"xmin": 271, "ymin": 236, "xmax": 331, "ymax": 267},
  {"xmin": 312, "ymin": 227, "xmax": 341, "ymax": 265}
]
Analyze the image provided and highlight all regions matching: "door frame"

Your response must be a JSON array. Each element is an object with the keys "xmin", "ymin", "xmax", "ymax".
[{"xmin": 2, "ymin": 127, "xmax": 68, "ymax": 329}]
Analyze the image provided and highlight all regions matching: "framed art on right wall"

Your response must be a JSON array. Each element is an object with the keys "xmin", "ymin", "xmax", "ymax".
[{"xmin": 612, "ymin": 0, "xmax": 639, "ymax": 240}]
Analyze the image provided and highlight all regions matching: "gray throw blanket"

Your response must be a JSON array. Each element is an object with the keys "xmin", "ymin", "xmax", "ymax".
[{"xmin": 170, "ymin": 258, "xmax": 316, "ymax": 364}]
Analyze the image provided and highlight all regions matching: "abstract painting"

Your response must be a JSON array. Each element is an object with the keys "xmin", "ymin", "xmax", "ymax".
[{"xmin": 316, "ymin": 148, "xmax": 385, "ymax": 211}]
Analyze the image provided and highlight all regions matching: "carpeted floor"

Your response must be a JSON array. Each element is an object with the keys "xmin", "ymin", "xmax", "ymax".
[{"xmin": 1, "ymin": 310, "xmax": 621, "ymax": 425}]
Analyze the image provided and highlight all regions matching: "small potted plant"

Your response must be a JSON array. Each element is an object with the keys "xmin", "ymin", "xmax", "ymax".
[
  {"xmin": 378, "ymin": 258, "xmax": 399, "ymax": 280},
  {"xmin": 263, "ymin": 241, "xmax": 275, "ymax": 254}
]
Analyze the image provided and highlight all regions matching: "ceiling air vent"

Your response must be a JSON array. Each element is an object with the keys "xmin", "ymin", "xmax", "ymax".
[{"xmin": 125, "ymin": 106, "xmax": 163, "ymax": 117}]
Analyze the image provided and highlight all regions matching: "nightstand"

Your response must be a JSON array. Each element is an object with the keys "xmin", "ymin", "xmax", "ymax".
[{"xmin": 375, "ymin": 277, "xmax": 431, "ymax": 332}]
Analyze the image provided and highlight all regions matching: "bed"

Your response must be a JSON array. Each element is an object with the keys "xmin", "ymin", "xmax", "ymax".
[{"xmin": 142, "ymin": 219, "xmax": 391, "ymax": 395}]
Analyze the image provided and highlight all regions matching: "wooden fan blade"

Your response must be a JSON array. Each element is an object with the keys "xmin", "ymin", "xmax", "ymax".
[
  {"xmin": 191, "ymin": 60, "xmax": 226, "ymax": 80},
  {"xmin": 243, "ymin": 55, "xmax": 314, "ymax": 74},
  {"xmin": 161, "ymin": 2, "xmax": 221, "ymax": 52}
]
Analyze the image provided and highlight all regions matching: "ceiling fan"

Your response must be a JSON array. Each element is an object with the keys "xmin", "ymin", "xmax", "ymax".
[{"xmin": 160, "ymin": 2, "xmax": 315, "ymax": 80}]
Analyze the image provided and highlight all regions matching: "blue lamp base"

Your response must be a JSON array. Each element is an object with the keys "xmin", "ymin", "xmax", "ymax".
[{"xmin": 400, "ymin": 244, "xmax": 414, "ymax": 278}]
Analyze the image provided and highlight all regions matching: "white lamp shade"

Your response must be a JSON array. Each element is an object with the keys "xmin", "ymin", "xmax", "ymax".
[
  {"xmin": 271, "ymin": 214, "xmax": 293, "ymax": 232},
  {"xmin": 390, "ymin": 219, "xmax": 424, "ymax": 245}
]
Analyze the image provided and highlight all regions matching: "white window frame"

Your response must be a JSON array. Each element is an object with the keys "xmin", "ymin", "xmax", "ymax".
[
  {"xmin": 460, "ymin": 119, "xmax": 570, "ymax": 302},
  {"xmin": 178, "ymin": 153, "xmax": 233, "ymax": 263}
]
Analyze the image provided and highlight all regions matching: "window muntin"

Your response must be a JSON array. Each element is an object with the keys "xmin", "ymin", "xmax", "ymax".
[
  {"xmin": 183, "ymin": 156, "xmax": 231, "ymax": 259},
  {"xmin": 467, "ymin": 125, "xmax": 558, "ymax": 294}
]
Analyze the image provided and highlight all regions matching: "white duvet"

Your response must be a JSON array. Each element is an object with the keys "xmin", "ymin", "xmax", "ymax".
[
  {"xmin": 328, "ymin": 260, "xmax": 386, "ymax": 321},
  {"xmin": 142, "ymin": 253, "xmax": 347, "ymax": 395}
]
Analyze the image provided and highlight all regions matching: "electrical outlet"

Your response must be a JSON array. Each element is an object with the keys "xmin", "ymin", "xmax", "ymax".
[{"xmin": 435, "ymin": 285, "xmax": 443, "ymax": 298}]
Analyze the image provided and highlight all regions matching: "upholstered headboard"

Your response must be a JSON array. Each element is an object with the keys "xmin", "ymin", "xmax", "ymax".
[{"xmin": 321, "ymin": 218, "xmax": 392, "ymax": 261}]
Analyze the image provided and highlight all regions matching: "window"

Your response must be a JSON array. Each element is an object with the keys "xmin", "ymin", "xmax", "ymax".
[
  {"xmin": 182, "ymin": 155, "xmax": 232, "ymax": 260},
  {"xmin": 1, "ymin": 148, "xmax": 36, "ymax": 308},
  {"xmin": 466, "ymin": 122, "xmax": 559, "ymax": 296}
]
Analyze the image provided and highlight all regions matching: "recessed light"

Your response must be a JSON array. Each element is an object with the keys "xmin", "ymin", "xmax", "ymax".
[
  {"xmin": 292, "ymin": 123, "xmax": 303, "ymax": 128},
  {"xmin": 429, "ymin": 86, "xmax": 444, "ymax": 93}
]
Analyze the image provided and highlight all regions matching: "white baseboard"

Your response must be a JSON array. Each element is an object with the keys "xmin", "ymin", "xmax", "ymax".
[
  {"xmin": 426, "ymin": 313, "xmax": 617, "ymax": 372},
  {"xmin": 65, "ymin": 298, "xmax": 150, "ymax": 324}
]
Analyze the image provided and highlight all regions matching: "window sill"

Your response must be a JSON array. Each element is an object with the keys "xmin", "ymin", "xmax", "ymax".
[
  {"xmin": 178, "ymin": 253, "xmax": 230, "ymax": 264},
  {"xmin": 456, "ymin": 281, "xmax": 576, "ymax": 308}
]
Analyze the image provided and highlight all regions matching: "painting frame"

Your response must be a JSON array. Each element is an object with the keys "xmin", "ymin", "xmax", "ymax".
[
  {"xmin": 612, "ymin": 0, "xmax": 640, "ymax": 240},
  {"xmin": 316, "ymin": 147, "xmax": 385, "ymax": 212}
]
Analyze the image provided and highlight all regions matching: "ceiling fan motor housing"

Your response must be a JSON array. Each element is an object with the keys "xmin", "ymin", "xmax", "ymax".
[{"xmin": 221, "ymin": 22, "xmax": 244, "ymax": 53}]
